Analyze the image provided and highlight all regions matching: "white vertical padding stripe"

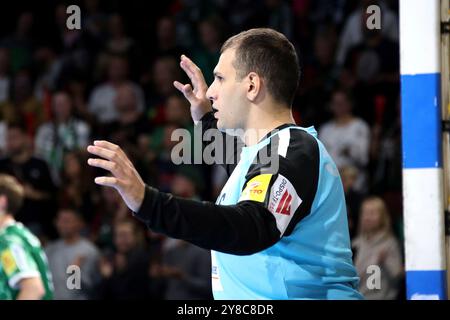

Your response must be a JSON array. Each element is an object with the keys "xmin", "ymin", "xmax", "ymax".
[
  {"xmin": 400, "ymin": 0, "xmax": 440, "ymax": 75},
  {"xmin": 277, "ymin": 129, "xmax": 290, "ymax": 157},
  {"xmin": 403, "ymin": 168, "xmax": 446, "ymax": 270}
]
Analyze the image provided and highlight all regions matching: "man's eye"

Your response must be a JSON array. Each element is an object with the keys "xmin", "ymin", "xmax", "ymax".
[{"xmin": 216, "ymin": 76, "xmax": 223, "ymax": 81}]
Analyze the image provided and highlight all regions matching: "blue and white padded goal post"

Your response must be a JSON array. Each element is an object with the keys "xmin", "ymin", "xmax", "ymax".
[{"xmin": 400, "ymin": 0, "xmax": 447, "ymax": 300}]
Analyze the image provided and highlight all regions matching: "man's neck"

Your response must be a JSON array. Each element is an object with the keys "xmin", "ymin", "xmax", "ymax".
[
  {"xmin": 242, "ymin": 104, "xmax": 295, "ymax": 146},
  {"xmin": 0, "ymin": 214, "xmax": 14, "ymax": 230}
]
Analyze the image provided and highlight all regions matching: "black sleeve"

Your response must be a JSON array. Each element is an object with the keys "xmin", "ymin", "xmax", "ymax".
[
  {"xmin": 133, "ymin": 128, "xmax": 320, "ymax": 255},
  {"xmin": 133, "ymin": 186, "xmax": 280, "ymax": 255},
  {"xmin": 198, "ymin": 112, "xmax": 244, "ymax": 176}
]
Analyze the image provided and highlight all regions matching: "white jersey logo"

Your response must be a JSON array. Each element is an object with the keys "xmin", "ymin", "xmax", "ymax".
[{"xmin": 268, "ymin": 174, "xmax": 302, "ymax": 236}]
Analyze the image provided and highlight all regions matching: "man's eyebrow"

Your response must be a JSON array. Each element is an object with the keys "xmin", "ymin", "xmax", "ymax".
[{"xmin": 213, "ymin": 71, "xmax": 224, "ymax": 77}]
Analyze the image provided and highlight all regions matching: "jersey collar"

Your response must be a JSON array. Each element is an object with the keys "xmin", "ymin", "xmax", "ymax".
[{"xmin": 253, "ymin": 123, "xmax": 298, "ymax": 146}]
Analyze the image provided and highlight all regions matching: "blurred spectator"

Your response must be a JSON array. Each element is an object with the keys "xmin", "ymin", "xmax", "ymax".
[
  {"xmin": 192, "ymin": 16, "xmax": 226, "ymax": 85},
  {"xmin": 88, "ymin": 55, "xmax": 145, "ymax": 124},
  {"xmin": 342, "ymin": 25, "xmax": 399, "ymax": 124},
  {"xmin": 59, "ymin": 150, "xmax": 98, "ymax": 225},
  {"xmin": 155, "ymin": 239, "xmax": 212, "ymax": 300},
  {"xmin": 0, "ymin": 121, "xmax": 55, "ymax": 240},
  {"xmin": 154, "ymin": 16, "xmax": 184, "ymax": 60},
  {"xmin": 145, "ymin": 124, "xmax": 182, "ymax": 192},
  {"xmin": 34, "ymin": 91, "xmax": 90, "ymax": 184},
  {"xmin": 352, "ymin": 196, "xmax": 403, "ymax": 299},
  {"xmin": 93, "ymin": 82, "xmax": 152, "ymax": 183},
  {"xmin": 344, "ymin": 28, "xmax": 399, "ymax": 87},
  {"xmin": 173, "ymin": 0, "xmax": 223, "ymax": 48},
  {"xmin": 370, "ymin": 97, "xmax": 402, "ymax": 241},
  {"xmin": 300, "ymin": 26, "xmax": 338, "ymax": 126},
  {"xmin": 0, "ymin": 69, "xmax": 46, "ymax": 137},
  {"xmin": 250, "ymin": 0, "xmax": 294, "ymax": 41},
  {"xmin": 336, "ymin": 0, "xmax": 398, "ymax": 66},
  {"xmin": 91, "ymin": 187, "xmax": 130, "ymax": 251},
  {"xmin": 142, "ymin": 93, "xmax": 194, "ymax": 179},
  {"xmin": 151, "ymin": 169, "xmax": 211, "ymax": 299},
  {"xmin": 96, "ymin": 219, "xmax": 151, "ymax": 299},
  {"xmin": 222, "ymin": 0, "xmax": 260, "ymax": 34},
  {"xmin": 51, "ymin": 3, "xmax": 92, "ymax": 83},
  {"xmin": 97, "ymin": 12, "xmax": 143, "ymax": 80},
  {"xmin": 164, "ymin": 93, "xmax": 192, "ymax": 127},
  {"xmin": 102, "ymin": 83, "xmax": 150, "ymax": 150},
  {"xmin": 53, "ymin": 4, "xmax": 84, "ymax": 53},
  {"xmin": 171, "ymin": 166, "xmax": 204, "ymax": 200},
  {"xmin": 33, "ymin": 46, "xmax": 63, "ymax": 101},
  {"xmin": 319, "ymin": 89, "xmax": 370, "ymax": 193},
  {"xmin": 144, "ymin": 93, "xmax": 192, "ymax": 159},
  {"xmin": 45, "ymin": 208, "xmax": 100, "ymax": 300},
  {"xmin": 1, "ymin": 11, "xmax": 35, "ymax": 73},
  {"xmin": 82, "ymin": 0, "xmax": 109, "ymax": 42},
  {"xmin": 146, "ymin": 55, "xmax": 182, "ymax": 119},
  {"xmin": 65, "ymin": 76, "xmax": 92, "ymax": 123},
  {"xmin": 309, "ymin": 0, "xmax": 348, "ymax": 28},
  {"xmin": 105, "ymin": 14, "xmax": 135, "ymax": 56},
  {"xmin": 371, "ymin": 97, "xmax": 401, "ymax": 194}
]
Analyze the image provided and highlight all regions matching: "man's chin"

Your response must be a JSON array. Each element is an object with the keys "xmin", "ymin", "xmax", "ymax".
[
  {"xmin": 216, "ymin": 120, "xmax": 244, "ymax": 137},
  {"xmin": 216, "ymin": 120, "xmax": 226, "ymax": 132},
  {"xmin": 217, "ymin": 121, "xmax": 232, "ymax": 133},
  {"xmin": 217, "ymin": 121, "xmax": 227, "ymax": 132}
]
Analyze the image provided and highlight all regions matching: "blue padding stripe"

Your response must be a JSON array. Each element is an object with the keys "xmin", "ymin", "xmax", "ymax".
[
  {"xmin": 406, "ymin": 270, "xmax": 447, "ymax": 300},
  {"xmin": 401, "ymin": 73, "xmax": 442, "ymax": 168}
]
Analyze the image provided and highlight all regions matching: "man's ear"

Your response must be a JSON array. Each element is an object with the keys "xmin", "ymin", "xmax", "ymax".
[{"xmin": 246, "ymin": 72, "xmax": 261, "ymax": 102}]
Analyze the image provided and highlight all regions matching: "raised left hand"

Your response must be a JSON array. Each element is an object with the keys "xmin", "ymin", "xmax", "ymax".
[{"xmin": 87, "ymin": 140, "xmax": 146, "ymax": 212}]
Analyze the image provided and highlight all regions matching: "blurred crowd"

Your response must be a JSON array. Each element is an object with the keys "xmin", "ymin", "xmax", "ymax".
[{"xmin": 0, "ymin": 0, "xmax": 403, "ymax": 299}]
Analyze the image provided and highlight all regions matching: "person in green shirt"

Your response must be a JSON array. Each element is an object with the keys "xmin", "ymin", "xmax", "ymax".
[{"xmin": 0, "ymin": 174, "xmax": 53, "ymax": 300}]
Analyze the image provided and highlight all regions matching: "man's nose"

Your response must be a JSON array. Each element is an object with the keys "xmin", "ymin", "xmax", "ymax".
[{"xmin": 206, "ymin": 85, "xmax": 215, "ymax": 101}]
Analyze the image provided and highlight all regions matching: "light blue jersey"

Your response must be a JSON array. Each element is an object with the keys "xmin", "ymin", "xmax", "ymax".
[{"xmin": 212, "ymin": 125, "xmax": 363, "ymax": 299}]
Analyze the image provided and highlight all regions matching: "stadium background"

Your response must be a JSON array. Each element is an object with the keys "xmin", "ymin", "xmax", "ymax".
[{"xmin": 0, "ymin": 0, "xmax": 403, "ymax": 299}]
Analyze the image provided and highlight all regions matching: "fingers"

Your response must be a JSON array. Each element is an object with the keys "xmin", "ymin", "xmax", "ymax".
[
  {"xmin": 180, "ymin": 55, "xmax": 197, "ymax": 73},
  {"xmin": 179, "ymin": 55, "xmax": 208, "ymax": 92},
  {"xmin": 93, "ymin": 140, "xmax": 118, "ymax": 150},
  {"xmin": 87, "ymin": 145, "xmax": 116, "ymax": 161},
  {"xmin": 87, "ymin": 158, "xmax": 119, "ymax": 175},
  {"xmin": 87, "ymin": 140, "xmax": 133, "ymax": 166},
  {"xmin": 179, "ymin": 57, "xmax": 196, "ymax": 80},
  {"xmin": 173, "ymin": 80, "xmax": 184, "ymax": 92},
  {"xmin": 94, "ymin": 140, "xmax": 130, "ymax": 163},
  {"xmin": 173, "ymin": 81, "xmax": 195, "ymax": 101},
  {"xmin": 94, "ymin": 176, "xmax": 121, "ymax": 188}
]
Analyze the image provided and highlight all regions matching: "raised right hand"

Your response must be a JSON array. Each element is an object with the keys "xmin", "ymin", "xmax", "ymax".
[{"xmin": 173, "ymin": 55, "xmax": 211, "ymax": 124}]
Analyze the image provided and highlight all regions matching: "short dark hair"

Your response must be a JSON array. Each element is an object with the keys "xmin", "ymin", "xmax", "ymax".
[
  {"xmin": 0, "ymin": 174, "xmax": 24, "ymax": 216},
  {"xmin": 221, "ymin": 28, "xmax": 300, "ymax": 107}
]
